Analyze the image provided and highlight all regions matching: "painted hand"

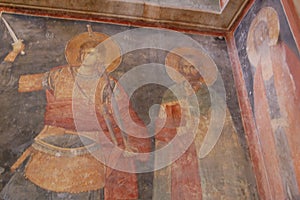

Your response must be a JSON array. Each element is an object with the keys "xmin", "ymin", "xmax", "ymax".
[
  {"xmin": 12, "ymin": 40, "xmax": 25, "ymax": 55},
  {"xmin": 4, "ymin": 40, "xmax": 25, "ymax": 62},
  {"xmin": 123, "ymin": 145, "xmax": 138, "ymax": 157}
]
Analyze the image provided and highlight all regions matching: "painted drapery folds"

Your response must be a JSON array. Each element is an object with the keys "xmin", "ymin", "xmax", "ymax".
[
  {"xmin": 0, "ymin": 12, "xmax": 257, "ymax": 199},
  {"xmin": 235, "ymin": 0, "xmax": 300, "ymax": 199},
  {"xmin": 153, "ymin": 47, "xmax": 256, "ymax": 199}
]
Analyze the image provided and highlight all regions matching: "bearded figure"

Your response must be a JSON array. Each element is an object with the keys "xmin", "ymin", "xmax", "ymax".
[{"xmin": 153, "ymin": 47, "xmax": 256, "ymax": 199}]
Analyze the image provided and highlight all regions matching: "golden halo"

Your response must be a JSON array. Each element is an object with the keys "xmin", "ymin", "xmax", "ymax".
[
  {"xmin": 246, "ymin": 7, "xmax": 280, "ymax": 66},
  {"xmin": 65, "ymin": 32, "xmax": 122, "ymax": 72},
  {"xmin": 165, "ymin": 47, "xmax": 218, "ymax": 86}
]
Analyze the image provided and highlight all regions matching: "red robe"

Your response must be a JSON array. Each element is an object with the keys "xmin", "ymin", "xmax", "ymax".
[
  {"xmin": 155, "ymin": 101, "xmax": 202, "ymax": 200},
  {"xmin": 44, "ymin": 66, "xmax": 150, "ymax": 199},
  {"xmin": 253, "ymin": 42, "xmax": 300, "ymax": 198}
]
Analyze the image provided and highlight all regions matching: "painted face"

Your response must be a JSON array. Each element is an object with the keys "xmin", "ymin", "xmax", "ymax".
[
  {"xmin": 81, "ymin": 48, "xmax": 96, "ymax": 65},
  {"xmin": 254, "ymin": 21, "xmax": 270, "ymax": 52},
  {"xmin": 179, "ymin": 59, "xmax": 199, "ymax": 79},
  {"xmin": 178, "ymin": 58, "xmax": 202, "ymax": 92},
  {"xmin": 79, "ymin": 48, "xmax": 106, "ymax": 77}
]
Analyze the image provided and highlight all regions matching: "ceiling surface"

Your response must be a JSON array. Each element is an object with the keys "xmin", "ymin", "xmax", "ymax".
[
  {"xmin": 0, "ymin": 0, "xmax": 251, "ymax": 33},
  {"xmin": 116, "ymin": 0, "xmax": 224, "ymax": 12}
]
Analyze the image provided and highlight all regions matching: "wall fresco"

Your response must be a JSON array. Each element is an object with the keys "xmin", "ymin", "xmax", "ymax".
[
  {"xmin": 234, "ymin": 0, "xmax": 300, "ymax": 199},
  {"xmin": 0, "ymin": 12, "xmax": 257, "ymax": 199}
]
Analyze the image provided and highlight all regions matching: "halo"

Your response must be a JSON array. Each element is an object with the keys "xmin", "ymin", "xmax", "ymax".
[
  {"xmin": 165, "ymin": 47, "xmax": 218, "ymax": 86},
  {"xmin": 246, "ymin": 7, "xmax": 280, "ymax": 66},
  {"xmin": 65, "ymin": 31, "xmax": 121, "ymax": 72}
]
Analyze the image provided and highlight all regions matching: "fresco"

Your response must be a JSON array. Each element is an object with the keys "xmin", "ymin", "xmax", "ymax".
[
  {"xmin": 234, "ymin": 0, "xmax": 300, "ymax": 199},
  {"xmin": 0, "ymin": 12, "xmax": 257, "ymax": 199}
]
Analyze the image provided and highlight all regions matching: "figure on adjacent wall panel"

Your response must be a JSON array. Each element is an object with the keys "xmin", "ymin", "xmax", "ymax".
[
  {"xmin": 247, "ymin": 6, "xmax": 300, "ymax": 199},
  {"xmin": 0, "ymin": 25, "xmax": 151, "ymax": 200},
  {"xmin": 153, "ymin": 47, "xmax": 257, "ymax": 200}
]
